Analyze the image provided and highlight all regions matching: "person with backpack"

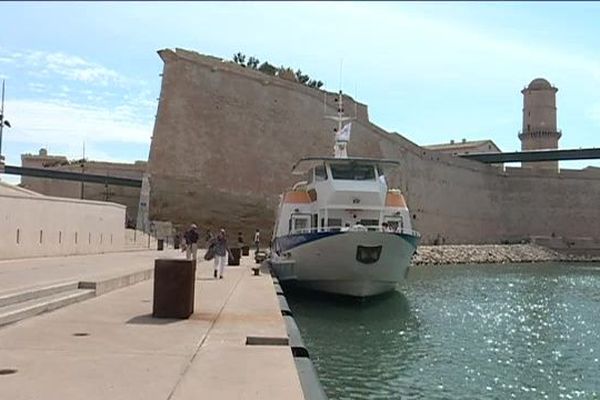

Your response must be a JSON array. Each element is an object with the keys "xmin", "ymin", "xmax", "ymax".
[
  {"xmin": 184, "ymin": 224, "xmax": 200, "ymax": 262},
  {"xmin": 212, "ymin": 228, "xmax": 230, "ymax": 279}
]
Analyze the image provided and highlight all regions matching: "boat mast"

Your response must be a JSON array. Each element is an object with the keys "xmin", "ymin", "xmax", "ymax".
[{"xmin": 325, "ymin": 90, "xmax": 353, "ymax": 158}]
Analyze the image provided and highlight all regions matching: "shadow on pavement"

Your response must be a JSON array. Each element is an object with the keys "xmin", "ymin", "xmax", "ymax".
[{"xmin": 126, "ymin": 313, "xmax": 182, "ymax": 325}]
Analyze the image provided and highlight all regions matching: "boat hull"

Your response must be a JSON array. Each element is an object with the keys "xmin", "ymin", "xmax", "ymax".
[{"xmin": 271, "ymin": 231, "xmax": 419, "ymax": 297}]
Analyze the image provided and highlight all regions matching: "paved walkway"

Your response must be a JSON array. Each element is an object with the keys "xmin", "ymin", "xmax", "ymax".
[
  {"xmin": 0, "ymin": 254, "xmax": 304, "ymax": 399},
  {"xmin": 0, "ymin": 249, "xmax": 181, "ymax": 294}
]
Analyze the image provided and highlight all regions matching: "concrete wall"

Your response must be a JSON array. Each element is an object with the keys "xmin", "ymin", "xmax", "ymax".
[
  {"xmin": 147, "ymin": 48, "xmax": 600, "ymax": 248},
  {"xmin": 124, "ymin": 229, "xmax": 158, "ymax": 250},
  {"xmin": 0, "ymin": 182, "xmax": 127, "ymax": 260},
  {"xmin": 20, "ymin": 151, "xmax": 145, "ymax": 226}
]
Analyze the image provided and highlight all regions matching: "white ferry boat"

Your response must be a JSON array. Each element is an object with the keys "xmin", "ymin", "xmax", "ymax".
[{"xmin": 269, "ymin": 91, "xmax": 420, "ymax": 297}]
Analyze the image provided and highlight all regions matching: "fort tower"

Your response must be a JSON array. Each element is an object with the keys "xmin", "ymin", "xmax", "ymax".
[{"xmin": 519, "ymin": 78, "xmax": 561, "ymax": 171}]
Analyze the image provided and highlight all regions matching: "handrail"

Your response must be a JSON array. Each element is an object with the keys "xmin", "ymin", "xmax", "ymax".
[{"xmin": 290, "ymin": 225, "xmax": 420, "ymax": 237}]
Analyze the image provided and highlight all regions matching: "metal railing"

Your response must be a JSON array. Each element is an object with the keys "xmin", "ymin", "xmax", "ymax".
[{"xmin": 290, "ymin": 225, "xmax": 420, "ymax": 237}]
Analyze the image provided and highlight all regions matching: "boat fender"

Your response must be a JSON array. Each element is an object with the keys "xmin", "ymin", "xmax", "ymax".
[
  {"xmin": 293, "ymin": 357, "xmax": 329, "ymax": 400},
  {"xmin": 283, "ymin": 315, "xmax": 309, "ymax": 358},
  {"xmin": 273, "ymin": 283, "xmax": 284, "ymax": 295},
  {"xmin": 278, "ymin": 294, "xmax": 292, "ymax": 316}
]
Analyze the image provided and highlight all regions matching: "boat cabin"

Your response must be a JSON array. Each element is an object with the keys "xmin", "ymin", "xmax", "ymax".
[{"xmin": 273, "ymin": 157, "xmax": 413, "ymax": 237}]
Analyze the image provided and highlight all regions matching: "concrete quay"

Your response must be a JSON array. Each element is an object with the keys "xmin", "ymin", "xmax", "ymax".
[
  {"xmin": 0, "ymin": 249, "xmax": 173, "ymax": 294},
  {"xmin": 0, "ymin": 251, "xmax": 305, "ymax": 400}
]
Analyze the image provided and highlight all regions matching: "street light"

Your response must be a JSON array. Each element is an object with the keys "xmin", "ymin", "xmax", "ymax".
[{"xmin": 0, "ymin": 80, "xmax": 12, "ymax": 161}]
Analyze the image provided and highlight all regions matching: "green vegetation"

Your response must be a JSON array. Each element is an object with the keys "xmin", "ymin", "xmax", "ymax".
[{"xmin": 231, "ymin": 52, "xmax": 324, "ymax": 89}]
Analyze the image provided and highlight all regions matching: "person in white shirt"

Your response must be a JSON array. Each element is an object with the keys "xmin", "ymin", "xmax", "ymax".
[{"xmin": 253, "ymin": 229, "xmax": 260, "ymax": 254}]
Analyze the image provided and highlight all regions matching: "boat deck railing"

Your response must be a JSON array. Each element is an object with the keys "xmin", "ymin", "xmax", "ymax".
[{"xmin": 292, "ymin": 225, "xmax": 420, "ymax": 237}]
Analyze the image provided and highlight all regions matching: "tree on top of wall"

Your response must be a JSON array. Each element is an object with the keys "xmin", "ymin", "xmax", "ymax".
[
  {"xmin": 233, "ymin": 52, "xmax": 246, "ymax": 67},
  {"xmin": 307, "ymin": 79, "xmax": 324, "ymax": 89},
  {"xmin": 295, "ymin": 69, "xmax": 310, "ymax": 85},
  {"xmin": 247, "ymin": 56, "xmax": 260, "ymax": 69},
  {"xmin": 230, "ymin": 52, "xmax": 324, "ymax": 89},
  {"xmin": 258, "ymin": 61, "xmax": 278, "ymax": 76}
]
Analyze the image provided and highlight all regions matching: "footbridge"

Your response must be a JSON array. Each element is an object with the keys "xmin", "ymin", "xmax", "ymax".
[
  {"xmin": 460, "ymin": 147, "xmax": 600, "ymax": 164},
  {"xmin": 0, "ymin": 165, "xmax": 142, "ymax": 187}
]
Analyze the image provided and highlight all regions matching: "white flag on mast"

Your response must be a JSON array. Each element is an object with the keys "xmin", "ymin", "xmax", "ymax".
[{"xmin": 336, "ymin": 122, "xmax": 352, "ymax": 142}]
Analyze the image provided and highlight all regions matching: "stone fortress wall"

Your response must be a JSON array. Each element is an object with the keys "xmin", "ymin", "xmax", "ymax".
[{"xmin": 147, "ymin": 48, "xmax": 600, "ymax": 250}]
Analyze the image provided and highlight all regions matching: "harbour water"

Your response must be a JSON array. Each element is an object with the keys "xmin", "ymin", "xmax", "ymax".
[{"xmin": 286, "ymin": 262, "xmax": 600, "ymax": 399}]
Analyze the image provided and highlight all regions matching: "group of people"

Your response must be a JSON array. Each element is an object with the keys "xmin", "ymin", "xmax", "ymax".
[
  {"xmin": 180, "ymin": 224, "xmax": 261, "ymax": 280},
  {"xmin": 381, "ymin": 221, "xmax": 403, "ymax": 233}
]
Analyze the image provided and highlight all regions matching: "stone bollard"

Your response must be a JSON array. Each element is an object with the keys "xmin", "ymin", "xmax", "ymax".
[
  {"xmin": 153, "ymin": 259, "xmax": 196, "ymax": 319},
  {"xmin": 228, "ymin": 247, "xmax": 241, "ymax": 266},
  {"xmin": 255, "ymin": 251, "xmax": 267, "ymax": 264}
]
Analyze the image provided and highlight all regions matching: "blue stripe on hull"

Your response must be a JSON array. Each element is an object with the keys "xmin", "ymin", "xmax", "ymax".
[
  {"xmin": 273, "ymin": 231, "xmax": 342, "ymax": 253},
  {"xmin": 273, "ymin": 231, "xmax": 420, "ymax": 253}
]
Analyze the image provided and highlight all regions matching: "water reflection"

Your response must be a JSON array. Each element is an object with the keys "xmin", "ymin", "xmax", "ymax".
[
  {"xmin": 287, "ymin": 263, "xmax": 600, "ymax": 400},
  {"xmin": 287, "ymin": 288, "xmax": 423, "ymax": 400}
]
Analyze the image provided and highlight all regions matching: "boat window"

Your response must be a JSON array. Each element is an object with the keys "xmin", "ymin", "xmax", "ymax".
[
  {"xmin": 330, "ymin": 163, "xmax": 376, "ymax": 180},
  {"xmin": 290, "ymin": 214, "xmax": 311, "ymax": 234},
  {"xmin": 294, "ymin": 218, "xmax": 309, "ymax": 232},
  {"xmin": 315, "ymin": 165, "xmax": 327, "ymax": 181},
  {"xmin": 327, "ymin": 218, "xmax": 342, "ymax": 231}
]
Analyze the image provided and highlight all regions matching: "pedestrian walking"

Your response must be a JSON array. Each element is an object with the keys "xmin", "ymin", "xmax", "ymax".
[
  {"xmin": 184, "ymin": 224, "xmax": 200, "ymax": 262},
  {"xmin": 213, "ymin": 228, "xmax": 230, "ymax": 279},
  {"xmin": 253, "ymin": 228, "xmax": 260, "ymax": 254},
  {"xmin": 205, "ymin": 229, "xmax": 214, "ymax": 247}
]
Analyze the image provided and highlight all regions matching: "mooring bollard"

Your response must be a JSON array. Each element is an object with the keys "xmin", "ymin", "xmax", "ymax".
[
  {"xmin": 228, "ymin": 247, "xmax": 241, "ymax": 266},
  {"xmin": 255, "ymin": 251, "xmax": 267, "ymax": 263},
  {"xmin": 153, "ymin": 259, "xmax": 196, "ymax": 319},
  {"xmin": 242, "ymin": 245, "xmax": 250, "ymax": 256}
]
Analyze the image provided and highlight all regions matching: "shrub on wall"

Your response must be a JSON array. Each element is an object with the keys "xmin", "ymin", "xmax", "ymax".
[{"xmin": 231, "ymin": 52, "xmax": 323, "ymax": 89}]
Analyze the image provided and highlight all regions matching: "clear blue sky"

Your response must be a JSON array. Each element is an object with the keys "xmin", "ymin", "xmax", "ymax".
[{"xmin": 1, "ymin": 1, "xmax": 599, "ymax": 183}]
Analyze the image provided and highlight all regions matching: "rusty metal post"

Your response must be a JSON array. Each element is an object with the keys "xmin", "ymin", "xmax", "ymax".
[{"xmin": 152, "ymin": 259, "xmax": 196, "ymax": 318}]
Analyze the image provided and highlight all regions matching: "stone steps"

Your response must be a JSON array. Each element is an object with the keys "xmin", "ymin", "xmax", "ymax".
[
  {"xmin": 0, "ymin": 281, "xmax": 79, "ymax": 308},
  {"xmin": 0, "ymin": 268, "xmax": 155, "ymax": 328},
  {"xmin": 0, "ymin": 286, "xmax": 95, "ymax": 327}
]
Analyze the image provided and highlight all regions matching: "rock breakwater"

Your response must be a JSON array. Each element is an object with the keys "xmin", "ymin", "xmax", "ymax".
[{"xmin": 411, "ymin": 244, "xmax": 600, "ymax": 265}]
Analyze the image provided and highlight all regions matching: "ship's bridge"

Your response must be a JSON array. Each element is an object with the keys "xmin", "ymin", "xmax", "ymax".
[{"xmin": 292, "ymin": 157, "xmax": 399, "ymax": 209}]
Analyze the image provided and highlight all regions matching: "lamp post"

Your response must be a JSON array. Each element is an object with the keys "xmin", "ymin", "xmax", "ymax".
[{"xmin": 0, "ymin": 80, "xmax": 12, "ymax": 162}]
